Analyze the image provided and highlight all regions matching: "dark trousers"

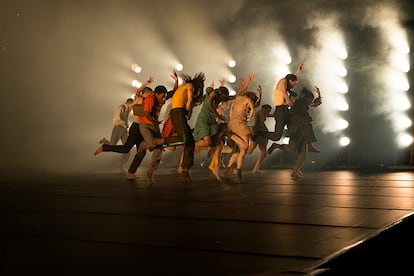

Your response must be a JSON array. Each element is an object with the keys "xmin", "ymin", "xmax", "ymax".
[
  {"xmin": 267, "ymin": 105, "xmax": 290, "ymax": 141},
  {"xmin": 164, "ymin": 108, "xmax": 195, "ymax": 170},
  {"xmin": 102, "ymin": 122, "xmax": 146, "ymax": 173}
]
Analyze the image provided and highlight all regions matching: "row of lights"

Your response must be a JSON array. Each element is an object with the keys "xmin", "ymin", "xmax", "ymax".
[{"xmin": 127, "ymin": 35, "xmax": 410, "ymax": 155}]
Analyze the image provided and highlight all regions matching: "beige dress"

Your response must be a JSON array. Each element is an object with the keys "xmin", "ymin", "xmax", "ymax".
[{"xmin": 228, "ymin": 95, "xmax": 253, "ymax": 138}]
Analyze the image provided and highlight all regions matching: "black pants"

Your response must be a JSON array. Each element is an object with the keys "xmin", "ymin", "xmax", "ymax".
[
  {"xmin": 267, "ymin": 105, "xmax": 290, "ymax": 141},
  {"xmin": 163, "ymin": 108, "xmax": 195, "ymax": 170},
  {"xmin": 102, "ymin": 122, "xmax": 146, "ymax": 173}
]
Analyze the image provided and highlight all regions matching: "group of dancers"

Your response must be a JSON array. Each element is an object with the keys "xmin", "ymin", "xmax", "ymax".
[{"xmin": 94, "ymin": 63, "xmax": 322, "ymax": 184}]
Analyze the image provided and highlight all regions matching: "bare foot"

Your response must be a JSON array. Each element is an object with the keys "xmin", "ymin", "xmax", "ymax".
[
  {"xmin": 177, "ymin": 166, "xmax": 183, "ymax": 174},
  {"xmin": 307, "ymin": 143, "xmax": 320, "ymax": 153},
  {"xmin": 147, "ymin": 169, "xmax": 154, "ymax": 185},
  {"xmin": 252, "ymin": 169, "xmax": 264, "ymax": 174},
  {"xmin": 126, "ymin": 173, "xmax": 139, "ymax": 180},
  {"xmin": 212, "ymin": 166, "xmax": 221, "ymax": 182},
  {"xmin": 291, "ymin": 172, "xmax": 304, "ymax": 180},
  {"xmin": 180, "ymin": 169, "xmax": 192, "ymax": 184},
  {"xmin": 94, "ymin": 144, "xmax": 103, "ymax": 155}
]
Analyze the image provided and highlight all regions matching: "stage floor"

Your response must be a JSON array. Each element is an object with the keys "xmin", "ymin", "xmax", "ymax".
[{"xmin": 1, "ymin": 167, "xmax": 414, "ymax": 275}]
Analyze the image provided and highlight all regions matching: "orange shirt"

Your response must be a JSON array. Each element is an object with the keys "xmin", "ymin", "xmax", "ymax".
[
  {"xmin": 172, "ymin": 84, "xmax": 190, "ymax": 109},
  {"xmin": 138, "ymin": 94, "xmax": 159, "ymax": 125}
]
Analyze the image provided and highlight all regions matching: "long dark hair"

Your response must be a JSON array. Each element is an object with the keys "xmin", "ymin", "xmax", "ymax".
[
  {"xmin": 181, "ymin": 72, "xmax": 205, "ymax": 103},
  {"xmin": 300, "ymin": 87, "xmax": 314, "ymax": 101}
]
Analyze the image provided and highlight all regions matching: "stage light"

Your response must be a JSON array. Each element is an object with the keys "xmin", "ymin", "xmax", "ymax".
[
  {"xmin": 337, "ymin": 81, "xmax": 349, "ymax": 94},
  {"xmin": 337, "ymin": 66, "xmax": 347, "ymax": 77},
  {"xmin": 337, "ymin": 49, "xmax": 348, "ymax": 60},
  {"xmin": 399, "ymin": 77, "xmax": 410, "ymax": 91},
  {"xmin": 336, "ymin": 118, "xmax": 349, "ymax": 130},
  {"xmin": 391, "ymin": 72, "xmax": 410, "ymax": 91},
  {"xmin": 228, "ymin": 75, "xmax": 236, "ymax": 83},
  {"xmin": 228, "ymin": 60, "xmax": 236, "ymax": 68},
  {"xmin": 273, "ymin": 46, "xmax": 292, "ymax": 64},
  {"xmin": 228, "ymin": 89, "xmax": 236, "ymax": 96},
  {"xmin": 131, "ymin": 63, "xmax": 142, "ymax": 73},
  {"xmin": 339, "ymin": 136, "xmax": 350, "ymax": 147},
  {"xmin": 390, "ymin": 50, "xmax": 410, "ymax": 73},
  {"xmin": 393, "ymin": 114, "xmax": 412, "ymax": 131},
  {"xmin": 336, "ymin": 98, "xmax": 349, "ymax": 111},
  {"xmin": 282, "ymin": 54, "xmax": 292, "ymax": 64},
  {"xmin": 390, "ymin": 93, "xmax": 411, "ymax": 111},
  {"xmin": 131, "ymin": 80, "xmax": 141, "ymax": 88},
  {"xmin": 176, "ymin": 63, "xmax": 183, "ymax": 72},
  {"xmin": 388, "ymin": 27, "xmax": 410, "ymax": 55},
  {"xmin": 397, "ymin": 133, "xmax": 413, "ymax": 147}
]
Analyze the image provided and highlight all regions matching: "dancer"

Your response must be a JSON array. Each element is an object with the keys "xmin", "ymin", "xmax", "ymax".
[
  {"xmin": 134, "ymin": 85, "xmax": 168, "ymax": 185},
  {"xmin": 163, "ymin": 72, "xmax": 206, "ymax": 182},
  {"xmin": 225, "ymin": 74, "xmax": 256, "ymax": 183},
  {"xmin": 94, "ymin": 77, "xmax": 154, "ymax": 180},
  {"xmin": 268, "ymin": 86, "xmax": 322, "ymax": 179},
  {"xmin": 193, "ymin": 80, "xmax": 234, "ymax": 180},
  {"xmin": 251, "ymin": 104, "xmax": 273, "ymax": 173},
  {"xmin": 207, "ymin": 98, "xmax": 233, "ymax": 172},
  {"xmin": 267, "ymin": 63, "xmax": 304, "ymax": 144},
  {"xmin": 98, "ymin": 98, "xmax": 134, "ymax": 173},
  {"xmin": 193, "ymin": 79, "xmax": 227, "ymax": 152},
  {"xmin": 223, "ymin": 85, "xmax": 262, "ymax": 181}
]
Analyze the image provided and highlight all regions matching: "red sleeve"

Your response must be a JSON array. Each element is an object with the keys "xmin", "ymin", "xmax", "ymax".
[
  {"xmin": 139, "ymin": 95, "xmax": 155, "ymax": 124},
  {"xmin": 144, "ymin": 95, "xmax": 155, "ymax": 112}
]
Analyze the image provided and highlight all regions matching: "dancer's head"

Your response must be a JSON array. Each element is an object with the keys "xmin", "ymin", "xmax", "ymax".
[
  {"xmin": 285, "ymin": 73, "xmax": 298, "ymax": 89},
  {"xmin": 181, "ymin": 72, "xmax": 206, "ymax": 104},
  {"xmin": 300, "ymin": 87, "xmax": 315, "ymax": 105}
]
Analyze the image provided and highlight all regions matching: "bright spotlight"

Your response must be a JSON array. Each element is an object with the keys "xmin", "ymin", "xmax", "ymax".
[
  {"xmin": 394, "ymin": 114, "xmax": 412, "ymax": 131},
  {"xmin": 401, "ymin": 45, "xmax": 410, "ymax": 55},
  {"xmin": 337, "ymin": 81, "xmax": 348, "ymax": 94},
  {"xmin": 228, "ymin": 89, "xmax": 236, "ymax": 96},
  {"xmin": 273, "ymin": 47, "xmax": 292, "ymax": 64},
  {"xmin": 131, "ymin": 80, "xmax": 141, "ymax": 88},
  {"xmin": 228, "ymin": 60, "xmax": 236, "ymax": 68},
  {"xmin": 228, "ymin": 75, "xmax": 236, "ymax": 83},
  {"xmin": 400, "ymin": 79, "xmax": 410, "ymax": 91},
  {"xmin": 336, "ymin": 99, "xmax": 349, "ymax": 111},
  {"xmin": 131, "ymin": 63, "xmax": 142, "ymax": 73},
  {"xmin": 282, "ymin": 137, "xmax": 290, "ymax": 144},
  {"xmin": 338, "ymin": 51, "xmax": 348, "ymax": 60},
  {"xmin": 337, "ymin": 118, "xmax": 349, "ymax": 130},
  {"xmin": 335, "ymin": 47, "xmax": 348, "ymax": 60},
  {"xmin": 337, "ymin": 66, "xmax": 347, "ymax": 77},
  {"xmin": 391, "ymin": 94, "xmax": 411, "ymax": 111},
  {"xmin": 282, "ymin": 54, "xmax": 292, "ymax": 64},
  {"xmin": 390, "ymin": 51, "xmax": 410, "ymax": 72},
  {"xmin": 389, "ymin": 29, "xmax": 410, "ymax": 55},
  {"xmin": 397, "ymin": 133, "xmax": 413, "ymax": 147},
  {"xmin": 339, "ymin": 136, "xmax": 350, "ymax": 147},
  {"xmin": 176, "ymin": 63, "xmax": 183, "ymax": 72}
]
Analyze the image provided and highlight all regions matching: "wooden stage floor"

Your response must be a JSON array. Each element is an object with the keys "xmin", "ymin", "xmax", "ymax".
[{"xmin": 1, "ymin": 167, "xmax": 414, "ymax": 275}]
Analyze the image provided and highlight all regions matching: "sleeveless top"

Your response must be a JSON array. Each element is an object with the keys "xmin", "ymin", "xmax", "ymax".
[
  {"xmin": 120, "ymin": 104, "xmax": 130, "ymax": 123},
  {"xmin": 172, "ymin": 84, "xmax": 190, "ymax": 109}
]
